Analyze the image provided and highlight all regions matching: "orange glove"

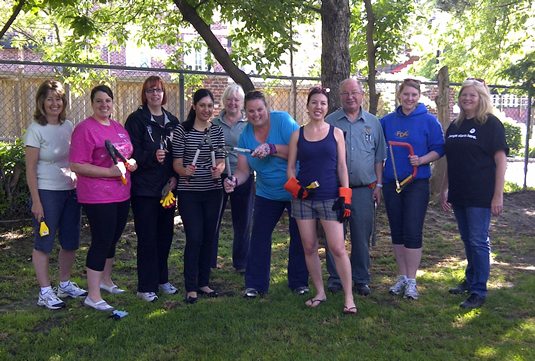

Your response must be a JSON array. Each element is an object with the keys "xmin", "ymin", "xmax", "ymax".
[
  {"xmin": 284, "ymin": 177, "xmax": 309, "ymax": 199},
  {"xmin": 332, "ymin": 187, "xmax": 352, "ymax": 222}
]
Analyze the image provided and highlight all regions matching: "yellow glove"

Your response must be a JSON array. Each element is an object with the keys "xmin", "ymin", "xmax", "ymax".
[{"xmin": 160, "ymin": 191, "xmax": 176, "ymax": 208}]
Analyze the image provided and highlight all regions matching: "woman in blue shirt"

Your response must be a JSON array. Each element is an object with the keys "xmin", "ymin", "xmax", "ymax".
[{"xmin": 380, "ymin": 79, "xmax": 444, "ymax": 300}]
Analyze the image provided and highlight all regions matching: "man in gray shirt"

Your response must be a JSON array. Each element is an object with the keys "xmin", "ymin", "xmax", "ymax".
[{"xmin": 325, "ymin": 78, "xmax": 387, "ymax": 295}]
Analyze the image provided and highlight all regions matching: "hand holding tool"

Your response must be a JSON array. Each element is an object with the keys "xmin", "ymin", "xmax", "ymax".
[
  {"xmin": 371, "ymin": 200, "xmax": 377, "ymax": 246},
  {"xmin": 39, "ymin": 217, "xmax": 49, "ymax": 237},
  {"xmin": 186, "ymin": 128, "xmax": 209, "ymax": 184},
  {"xmin": 388, "ymin": 141, "xmax": 418, "ymax": 193},
  {"xmin": 105, "ymin": 139, "xmax": 127, "ymax": 185}
]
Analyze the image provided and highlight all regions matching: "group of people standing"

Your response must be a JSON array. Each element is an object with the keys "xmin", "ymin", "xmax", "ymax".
[{"xmin": 23, "ymin": 74, "xmax": 507, "ymax": 313}]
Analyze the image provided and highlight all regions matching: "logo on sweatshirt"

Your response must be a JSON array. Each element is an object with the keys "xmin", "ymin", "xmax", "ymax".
[{"xmin": 395, "ymin": 130, "xmax": 409, "ymax": 138}]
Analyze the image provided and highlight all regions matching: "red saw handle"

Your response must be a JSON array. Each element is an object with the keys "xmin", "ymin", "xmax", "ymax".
[{"xmin": 388, "ymin": 141, "xmax": 418, "ymax": 179}]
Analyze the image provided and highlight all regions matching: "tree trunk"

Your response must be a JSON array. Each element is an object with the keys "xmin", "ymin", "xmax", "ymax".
[
  {"xmin": 175, "ymin": 0, "xmax": 255, "ymax": 93},
  {"xmin": 321, "ymin": 0, "xmax": 350, "ymax": 114},
  {"xmin": 431, "ymin": 66, "xmax": 450, "ymax": 199},
  {"xmin": 364, "ymin": 0, "xmax": 378, "ymax": 115}
]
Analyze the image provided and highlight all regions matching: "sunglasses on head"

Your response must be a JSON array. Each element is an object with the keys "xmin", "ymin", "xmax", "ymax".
[
  {"xmin": 245, "ymin": 90, "xmax": 265, "ymax": 101},
  {"xmin": 309, "ymin": 86, "xmax": 331, "ymax": 96},
  {"xmin": 403, "ymin": 78, "xmax": 421, "ymax": 84},
  {"xmin": 467, "ymin": 77, "xmax": 486, "ymax": 85}
]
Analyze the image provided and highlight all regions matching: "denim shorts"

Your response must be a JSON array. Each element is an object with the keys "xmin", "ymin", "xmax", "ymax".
[
  {"xmin": 290, "ymin": 198, "xmax": 338, "ymax": 221},
  {"xmin": 30, "ymin": 189, "xmax": 81, "ymax": 253}
]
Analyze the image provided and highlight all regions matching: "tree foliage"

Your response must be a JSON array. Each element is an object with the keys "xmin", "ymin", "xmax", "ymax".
[{"xmin": 415, "ymin": 0, "xmax": 535, "ymax": 83}]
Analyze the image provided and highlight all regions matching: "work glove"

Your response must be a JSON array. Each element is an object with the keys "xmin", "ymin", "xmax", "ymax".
[
  {"xmin": 332, "ymin": 187, "xmax": 352, "ymax": 223},
  {"xmin": 160, "ymin": 191, "xmax": 176, "ymax": 208},
  {"xmin": 284, "ymin": 177, "xmax": 309, "ymax": 199}
]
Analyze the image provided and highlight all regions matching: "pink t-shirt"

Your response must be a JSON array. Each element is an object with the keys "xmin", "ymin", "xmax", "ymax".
[{"xmin": 69, "ymin": 117, "xmax": 133, "ymax": 204}]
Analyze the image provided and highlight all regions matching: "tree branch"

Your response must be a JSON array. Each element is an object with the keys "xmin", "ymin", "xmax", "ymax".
[
  {"xmin": 0, "ymin": 0, "xmax": 26, "ymax": 40},
  {"xmin": 174, "ymin": 0, "xmax": 255, "ymax": 92}
]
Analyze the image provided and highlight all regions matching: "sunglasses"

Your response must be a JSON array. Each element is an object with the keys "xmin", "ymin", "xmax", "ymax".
[
  {"xmin": 310, "ymin": 87, "xmax": 331, "ymax": 97},
  {"xmin": 467, "ymin": 77, "xmax": 486, "ymax": 85},
  {"xmin": 244, "ymin": 90, "xmax": 265, "ymax": 101},
  {"xmin": 403, "ymin": 78, "xmax": 421, "ymax": 84}
]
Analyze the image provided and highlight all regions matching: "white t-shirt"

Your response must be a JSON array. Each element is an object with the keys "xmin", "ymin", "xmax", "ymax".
[{"xmin": 23, "ymin": 120, "xmax": 76, "ymax": 190}]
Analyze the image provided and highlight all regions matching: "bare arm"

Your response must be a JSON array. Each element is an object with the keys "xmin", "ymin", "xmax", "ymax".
[
  {"xmin": 440, "ymin": 162, "xmax": 451, "ymax": 211},
  {"xmin": 491, "ymin": 150, "xmax": 507, "ymax": 217},
  {"xmin": 334, "ymin": 128, "xmax": 349, "ymax": 188},
  {"xmin": 70, "ymin": 161, "xmax": 122, "ymax": 178},
  {"xmin": 409, "ymin": 150, "xmax": 441, "ymax": 167},
  {"xmin": 25, "ymin": 146, "xmax": 43, "ymax": 221},
  {"xmin": 373, "ymin": 161, "xmax": 384, "ymax": 205},
  {"xmin": 286, "ymin": 130, "xmax": 299, "ymax": 179}
]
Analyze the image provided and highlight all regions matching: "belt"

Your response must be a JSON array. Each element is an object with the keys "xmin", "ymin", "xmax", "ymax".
[{"xmin": 350, "ymin": 182, "xmax": 376, "ymax": 189}]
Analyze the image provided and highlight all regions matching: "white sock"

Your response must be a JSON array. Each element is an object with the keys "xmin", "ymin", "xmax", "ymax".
[
  {"xmin": 40, "ymin": 286, "xmax": 52, "ymax": 294},
  {"xmin": 407, "ymin": 278, "xmax": 416, "ymax": 283},
  {"xmin": 60, "ymin": 280, "xmax": 70, "ymax": 288}
]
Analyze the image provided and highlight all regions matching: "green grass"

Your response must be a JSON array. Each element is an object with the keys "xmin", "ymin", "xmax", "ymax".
[{"xmin": 1, "ymin": 193, "xmax": 534, "ymax": 361}]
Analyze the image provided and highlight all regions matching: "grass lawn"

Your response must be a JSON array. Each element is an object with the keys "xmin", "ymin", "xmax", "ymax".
[{"xmin": 0, "ymin": 191, "xmax": 534, "ymax": 360}]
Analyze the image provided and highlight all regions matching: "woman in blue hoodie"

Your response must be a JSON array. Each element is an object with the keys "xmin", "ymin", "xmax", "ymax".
[{"xmin": 380, "ymin": 79, "xmax": 444, "ymax": 300}]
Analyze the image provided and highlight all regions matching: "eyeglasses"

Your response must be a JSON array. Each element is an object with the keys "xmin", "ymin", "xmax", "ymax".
[
  {"xmin": 467, "ymin": 78, "xmax": 486, "ymax": 85},
  {"xmin": 340, "ymin": 90, "xmax": 362, "ymax": 98},
  {"xmin": 145, "ymin": 88, "xmax": 164, "ymax": 94},
  {"xmin": 403, "ymin": 78, "xmax": 421, "ymax": 84}
]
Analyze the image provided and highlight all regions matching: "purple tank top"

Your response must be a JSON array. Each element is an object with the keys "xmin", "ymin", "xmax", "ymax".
[{"xmin": 297, "ymin": 125, "xmax": 339, "ymax": 200}]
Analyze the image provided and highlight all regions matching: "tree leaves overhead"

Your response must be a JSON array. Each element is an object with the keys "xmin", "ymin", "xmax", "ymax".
[{"xmin": 415, "ymin": 0, "xmax": 535, "ymax": 83}]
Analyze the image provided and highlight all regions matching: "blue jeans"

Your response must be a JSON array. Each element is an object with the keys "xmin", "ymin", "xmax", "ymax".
[
  {"xmin": 451, "ymin": 204, "xmax": 492, "ymax": 298},
  {"xmin": 382, "ymin": 179, "xmax": 430, "ymax": 249},
  {"xmin": 211, "ymin": 175, "xmax": 254, "ymax": 270},
  {"xmin": 30, "ymin": 189, "xmax": 81, "ymax": 253},
  {"xmin": 245, "ymin": 195, "xmax": 309, "ymax": 293},
  {"xmin": 325, "ymin": 186, "xmax": 373, "ymax": 286}
]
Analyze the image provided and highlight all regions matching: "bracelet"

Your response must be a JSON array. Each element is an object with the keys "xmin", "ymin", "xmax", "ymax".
[
  {"xmin": 268, "ymin": 143, "xmax": 277, "ymax": 155},
  {"xmin": 375, "ymin": 184, "xmax": 383, "ymax": 188}
]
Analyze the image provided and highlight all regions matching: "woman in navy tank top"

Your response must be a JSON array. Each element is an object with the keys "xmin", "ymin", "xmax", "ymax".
[{"xmin": 285, "ymin": 87, "xmax": 357, "ymax": 315}]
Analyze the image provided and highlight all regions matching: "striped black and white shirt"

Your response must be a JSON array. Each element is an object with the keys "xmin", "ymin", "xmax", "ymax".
[{"xmin": 172, "ymin": 124, "xmax": 225, "ymax": 191}]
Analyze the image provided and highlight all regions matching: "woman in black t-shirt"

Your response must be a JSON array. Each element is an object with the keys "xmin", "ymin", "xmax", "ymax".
[{"xmin": 440, "ymin": 79, "xmax": 508, "ymax": 309}]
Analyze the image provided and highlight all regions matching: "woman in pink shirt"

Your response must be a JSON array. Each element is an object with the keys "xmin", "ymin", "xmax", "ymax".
[{"xmin": 70, "ymin": 85, "xmax": 137, "ymax": 311}]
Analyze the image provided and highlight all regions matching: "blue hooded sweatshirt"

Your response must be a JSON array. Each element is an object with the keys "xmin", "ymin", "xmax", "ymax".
[{"xmin": 380, "ymin": 103, "xmax": 445, "ymax": 183}]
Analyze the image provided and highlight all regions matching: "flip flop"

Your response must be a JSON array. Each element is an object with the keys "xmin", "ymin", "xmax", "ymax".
[
  {"xmin": 343, "ymin": 306, "xmax": 357, "ymax": 315},
  {"xmin": 305, "ymin": 298, "xmax": 326, "ymax": 307}
]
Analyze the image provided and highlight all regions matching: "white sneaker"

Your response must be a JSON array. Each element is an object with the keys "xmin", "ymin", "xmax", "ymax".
[
  {"xmin": 159, "ymin": 282, "xmax": 178, "ymax": 295},
  {"xmin": 84, "ymin": 296, "xmax": 114, "ymax": 311},
  {"xmin": 57, "ymin": 281, "xmax": 88, "ymax": 298},
  {"xmin": 137, "ymin": 292, "xmax": 159, "ymax": 302},
  {"xmin": 37, "ymin": 288, "xmax": 66, "ymax": 310},
  {"xmin": 389, "ymin": 276, "xmax": 408, "ymax": 295},
  {"xmin": 404, "ymin": 279, "xmax": 419, "ymax": 300},
  {"xmin": 100, "ymin": 282, "xmax": 126, "ymax": 294}
]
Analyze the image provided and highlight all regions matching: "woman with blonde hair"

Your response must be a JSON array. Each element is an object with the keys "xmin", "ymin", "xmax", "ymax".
[
  {"xmin": 211, "ymin": 85, "xmax": 253, "ymax": 273},
  {"xmin": 440, "ymin": 79, "xmax": 508, "ymax": 309}
]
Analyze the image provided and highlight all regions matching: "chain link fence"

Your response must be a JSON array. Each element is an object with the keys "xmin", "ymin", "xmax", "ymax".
[{"xmin": 0, "ymin": 60, "xmax": 533, "ymax": 221}]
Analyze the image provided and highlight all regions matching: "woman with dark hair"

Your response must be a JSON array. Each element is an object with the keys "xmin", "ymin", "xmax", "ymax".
[
  {"xmin": 380, "ymin": 79, "xmax": 444, "ymax": 300},
  {"xmin": 70, "ymin": 85, "xmax": 137, "ymax": 311},
  {"xmin": 211, "ymin": 85, "xmax": 253, "ymax": 273},
  {"xmin": 172, "ymin": 88, "xmax": 225, "ymax": 304},
  {"xmin": 286, "ymin": 87, "xmax": 356, "ymax": 314},
  {"xmin": 440, "ymin": 79, "xmax": 508, "ymax": 309},
  {"xmin": 224, "ymin": 90, "xmax": 309, "ymax": 298},
  {"xmin": 23, "ymin": 80, "xmax": 86, "ymax": 310},
  {"xmin": 125, "ymin": 76, "xmax": 180, "ymax": 302}
]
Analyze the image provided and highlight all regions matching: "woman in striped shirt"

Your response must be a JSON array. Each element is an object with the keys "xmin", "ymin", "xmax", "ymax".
[{"xmin": 172, "ymin": 89, "xmax": 225, "ymax": 304}]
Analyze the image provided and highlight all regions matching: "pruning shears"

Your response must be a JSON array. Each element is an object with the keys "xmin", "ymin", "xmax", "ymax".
[
  {"xmin": 185, "ymin": 128, "xmax": 217, "ymax": 185},
  {"xmin": 105, "ymin": 139, "xmax": 128, "ymax": 185},
  {"xmin": 388, "ymin": 141, "xmax": 418, "ymax": 193}
]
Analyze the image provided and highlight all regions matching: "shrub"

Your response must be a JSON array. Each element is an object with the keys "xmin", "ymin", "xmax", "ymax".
[
  {"xmin": 503, "ymin": 122, "xmax": 523, "ymax": 156},
  {"xmin": 0, "ymin": 138, "xmax": 29, "ymax": 219}
]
